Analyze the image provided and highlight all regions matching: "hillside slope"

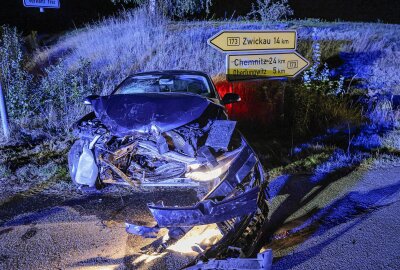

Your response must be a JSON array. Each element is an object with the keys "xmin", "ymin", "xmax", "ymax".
[{"xmin": 32, "ymin": 9, "xmax": 400, "ymax": 95}]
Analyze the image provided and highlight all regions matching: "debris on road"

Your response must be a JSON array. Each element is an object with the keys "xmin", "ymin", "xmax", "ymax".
[
  {"xmin": 125, "ymin": 223, "xmax": 160, "ymax": 238},
  {"xmin": 184, "ymin": 249, "xmax": 273, "ymax": 270}
]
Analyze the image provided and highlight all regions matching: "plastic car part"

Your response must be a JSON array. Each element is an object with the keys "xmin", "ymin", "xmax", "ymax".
[
  {"xmin": 89, "ymin": 134, "xmax": 101, "ymax": 149},
  {"xmin": 197, "ymin": 146, "xmax": 219, "ymax": 168},
  {"xmin": 68, "ymin": 140, "xmax": 83, "ymax": 184},
  {"xmin": 75, "ymin": 146, "xmax": 98, "ymax": 187},
  {"xmin": 205, "ymin": 120, "xmax": 236, "ymax": 151},
  {"xmin": 165, "ymin": 130, "xmax": 195, "ymax": 157},
  {"xmin": 112, "ymin": 141, "xmax": 137, "ymax": 160},
  {"xmin": 125, "ymin": 223, "xmax": 160, "ymax": 238},
  {"xmin": 147, "ymin": 186, "xmax": 259, "ymax": 227},
  {"xmin": 204, "ymin": 143, "xmax": 259, "ymax": 200},
  {"xmin": 144, "ymin": 142, "xmax": 261, "ymax": 227},
  {"xmin": 183, "ymin": 249, "xmax": 273, "ymax": 270}
]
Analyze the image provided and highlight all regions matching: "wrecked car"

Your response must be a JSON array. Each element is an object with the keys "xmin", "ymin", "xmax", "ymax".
[{"xmin": 68, "ymin": 70, "xmax": 269, "ymax": 254}]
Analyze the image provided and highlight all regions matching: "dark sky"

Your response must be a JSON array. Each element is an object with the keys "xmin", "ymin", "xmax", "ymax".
[
  {"xmin": 0, "ymin": 0, "xmax": 124, "ymax": 34},
  {"xmin": 0, "ymin": 0, "xmax": 399, "ymax": 34}
]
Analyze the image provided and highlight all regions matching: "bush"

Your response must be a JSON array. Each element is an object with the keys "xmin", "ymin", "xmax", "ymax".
[
  {"xmin": 0, "ymin": 25, "xmax": 33, "ymax": 119},
  {"xmin": 12, "ymin": 8, "xmax": 397, "ymax": 140},
  {"xmin": 33, "ymin": 9, "xmax": 168, "ymax": 95},
  {"xmin": 247, "ymin": 0, "xmax": 293, "ymax": 21},
  {"xmin": 36, "ymin": 59, "xmax": 102, "ymax": 132},
  {"xmin": 284, "ymin": 84, "xmax": 362, "ymax": 138},
  {"xmin": 111, "ymin": 0, "xmax": 213, "ymax": 18},
  {"xmin": 284, "ymin": 35, "xmax": 363, "ymax": 138},
  {"xmin": 0, "ymin": 25, "xmax": 104, "ymax": 135}
]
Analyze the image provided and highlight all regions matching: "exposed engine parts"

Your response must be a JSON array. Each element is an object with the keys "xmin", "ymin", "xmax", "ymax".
[{"xmin": 71, "ymin": 117, "xmax": 245, "ymax": 189}]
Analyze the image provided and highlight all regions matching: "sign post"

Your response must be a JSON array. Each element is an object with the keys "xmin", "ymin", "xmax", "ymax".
[
  {"xmin": 0, "ymin": 82, "xmax": 10, "ymax": 141},
  {"xmin": 23, "ymin": 0, "xmax": 60, "ymax": 12}
]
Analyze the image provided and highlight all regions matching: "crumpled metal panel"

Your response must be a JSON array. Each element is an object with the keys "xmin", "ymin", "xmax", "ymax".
[
  {"xmin": 197, "ymin": 146, "xmax": 219, "ymax": 168},
  {"xmin": 235, "ymin": 153, "xmax": 258, "ymax": 184},
  {"xmin": 88, "ymin": 93, "xmax": 211, "ymax": 136},
  {"xmin": 148, "ymin": 186, "xmax": 259, "ymax": 227},
  {"xmin": 205, "ymin": 120, "xmax": 236, "ymax": 151},
  {"xmin": 204, "ymin": 143, "xmax": 257, "ymax": 200}
]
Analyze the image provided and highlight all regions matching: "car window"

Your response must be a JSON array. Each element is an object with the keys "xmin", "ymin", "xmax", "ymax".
[{"xmin": 114, "ymin": 74, "xmax": 214, "ymax": 97}]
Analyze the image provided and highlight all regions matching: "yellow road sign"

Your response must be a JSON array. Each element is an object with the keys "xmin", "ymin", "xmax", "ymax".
[
  {"xmin": 226, "ymin": 52, "xmax": 310, "ymax": 80},
  {"xmin": 208, "ymin": 30, "xmax": 297, "ymax": 52}
]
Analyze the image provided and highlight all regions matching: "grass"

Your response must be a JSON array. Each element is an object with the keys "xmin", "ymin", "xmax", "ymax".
[
  {"xmin": 0, "ymin": 138, "xmax": 73, "ymax": 203},
  {"xmin": 1, "ymin": 8, "xmax": 395, "ymax": 136},
  {"xmin": 29, "ymin": 10, "xmax": 400, "ymax": 95},
  {"xmin": 14, "ymin": 9, "xmax": 397, "ymax": 135},
  {"xmin": 0, "ymin": 8, "xmax": 399, "ymax": 195}
]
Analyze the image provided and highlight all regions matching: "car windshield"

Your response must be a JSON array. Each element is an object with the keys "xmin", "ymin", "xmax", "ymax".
[{"xmin": 114, "ymin": 74, "xmax": 214, "ymax": 97}]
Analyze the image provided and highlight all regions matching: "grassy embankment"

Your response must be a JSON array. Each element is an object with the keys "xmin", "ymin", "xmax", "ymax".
[{"xmin": 0, "ymin": 9, "xmax": 399, "ymax": 193}]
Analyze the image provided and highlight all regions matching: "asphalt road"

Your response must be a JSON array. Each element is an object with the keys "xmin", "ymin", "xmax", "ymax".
[
  {"xmin": 268, "ymin": 163, "xmax": 400, "ymax": 270},
  {"xmin": 0, "ymin": 161, "xmax": 399, "ymax": 269},
  {"xmin": 0, "ymin": 188, "xmax": 203, "ymax": 270},
  {"xmin": 273, "ymin": 199, "xmax": 400, "ymax": 270}
]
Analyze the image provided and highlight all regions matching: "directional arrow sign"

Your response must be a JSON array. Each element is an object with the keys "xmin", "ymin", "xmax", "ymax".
[
  {"xmin": 208, "ymin": 30, "xmax": 297, "ymax": 52},
  {"xmin": 226, "ymin": 52, "xmax": 310, "ymax": 81}
]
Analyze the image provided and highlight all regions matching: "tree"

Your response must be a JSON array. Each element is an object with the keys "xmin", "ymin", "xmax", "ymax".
[
  {"xmin": 111, "ymin": 0, "xmax": 213, "ymax": 18},
  {"xmin": 248, "ymin": 0, "xmax": 293, "ymax": 21}
]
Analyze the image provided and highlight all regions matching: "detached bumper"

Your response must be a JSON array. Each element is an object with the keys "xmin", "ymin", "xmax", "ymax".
[
  {"xmin": 148, "ymin": 186, "xmax": 259, "ymax": 227},
  {"xmin": 146, "ymin": 142, "xmax": 263, "ymax": 228}
]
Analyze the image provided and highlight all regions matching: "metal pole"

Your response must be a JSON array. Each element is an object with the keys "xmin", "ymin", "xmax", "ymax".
[
  {"xmin": 231, "ymin": 81, "xmax": 235, "ymax": 117},
  {"xmin": 0, "ymin": 81, "xmax": 10, "ymax": 140}
]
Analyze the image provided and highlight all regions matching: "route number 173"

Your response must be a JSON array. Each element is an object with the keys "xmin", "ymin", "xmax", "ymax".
[{"xmin": 227, "ymin": 37, "xmax": 240, "ymax": 46}]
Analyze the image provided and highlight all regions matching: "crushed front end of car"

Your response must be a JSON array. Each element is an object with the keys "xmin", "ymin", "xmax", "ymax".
[{"xmin": 68, "ymin": 74, "xmax": 269, "ymax": 258}]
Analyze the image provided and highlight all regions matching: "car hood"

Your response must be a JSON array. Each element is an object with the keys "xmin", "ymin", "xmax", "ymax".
[{"xmin": 89, "ymin": 93, "xmax": 211, "ymax": 136}]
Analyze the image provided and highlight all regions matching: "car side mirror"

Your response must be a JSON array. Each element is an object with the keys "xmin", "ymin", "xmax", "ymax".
[
  {"xmin": 84, "ymin": 95, "xmax": 99, "ymax": 105},
  {"xmin": 221, "ymin": 93, "xmax": 241, "ymax": 105}
]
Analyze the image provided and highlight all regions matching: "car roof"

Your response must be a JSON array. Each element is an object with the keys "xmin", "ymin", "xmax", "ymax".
[{"xmin": 131, "ymin": 70, "xmax": 210, "ymax": 77}]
